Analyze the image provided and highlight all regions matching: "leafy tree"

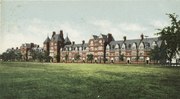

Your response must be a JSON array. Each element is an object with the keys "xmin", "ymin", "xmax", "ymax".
[
  {"xmin": 159, "ymin": 41, "xmax": 168, "ymax": 65},
  {"xmin": 150, "ymin": 46, "xmax": 160, "ymax": 64},
  {"xmin": 87, "ymin": 54, "xmax": 94, "ymax": 63},
  {"xmin": 15, "ymin": 51, "xmax": 22, "ymax": 61},
  {"xmin": 157, "ymin": 13, "xmax": 180, "ymax": 65},
  {"xmin": 119, "ymin": 54, "xmax": 124, "ymax": 61},
  {"xmin": 30, "ymin": 49, "xmax": 37, "ymax": 61},
  {"xmin": 1, "ymin": 49, "xmax": 22, "ymax": 61},
  {"xmin": 65, "ymin": 54, "xmax": 68, "ymax": 63},
  {"xmin": 74, "ymin": 53, "xmax": 80, "ymax": 62},
  {"xmin": 136, "ymin": 50, "xmax": 139, "ymax": 64},
  {"xmin": 43, "ymin": 51, "xmax": 51, "ymax": 62},
  {"xmin": 1, "ymin": 52, "xmax": 8, "ymax": 61}
]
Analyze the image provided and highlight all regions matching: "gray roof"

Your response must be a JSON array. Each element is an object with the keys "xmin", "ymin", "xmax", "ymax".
[
  {"xmin": 101, "ymin": 34, "xmax": 107, "ymax": 40},
  {"xmin": 109, "ymin": 37, "xmax": 161, "ymax": 50},
  {"xmin": 51, "ymin": 34, "xmax": 63, "ymax": 42},
  {"xmin": 93, "ymin": 35, "xmax": 99, "ymax": 39},
  {"xmin": 43, "ymin": 36, "xmax": 50, "ymax": 44}
]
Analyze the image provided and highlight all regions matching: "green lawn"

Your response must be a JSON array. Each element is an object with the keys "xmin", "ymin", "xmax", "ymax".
[{"xmin": 0, "ymin": 62, "xmax": 180, "ymax": 99}]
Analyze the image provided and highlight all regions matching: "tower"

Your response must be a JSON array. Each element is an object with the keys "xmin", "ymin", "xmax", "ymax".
[{"xmin": 43, "ymin": 36, "xmax": 50, "ymax": 55}]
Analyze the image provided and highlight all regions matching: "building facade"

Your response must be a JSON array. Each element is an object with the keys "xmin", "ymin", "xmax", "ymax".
[{"xmin": 43, "ymin": 30, "xmax": 162, "ymax": 64}]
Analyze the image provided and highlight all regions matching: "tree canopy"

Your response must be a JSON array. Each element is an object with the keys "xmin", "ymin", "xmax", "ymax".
[{"xmin": 157, "ymin": 13, "xmax": 180, "ymax": 63}]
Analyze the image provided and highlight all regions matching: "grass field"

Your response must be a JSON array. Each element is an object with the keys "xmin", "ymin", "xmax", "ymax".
[{"xmin": 0, "ymin": 62, "xmax": 180, "ymax": 99}]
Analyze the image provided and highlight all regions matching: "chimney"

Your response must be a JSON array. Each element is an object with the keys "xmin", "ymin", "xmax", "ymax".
[
  {"xmin": 30, "ymin": 43, "xmax": 34, "ymax": 48},
  {"xmin": 37, "ymin": 45, "xmax": 39, "ymax": 48},
  {"xmin": 82, "ymin": 40, "xmax": 85, "ymax": 44},
  {"xmin": 52, "ymin": 31, "xmax": 56, "ymax": 37},
  {"xmin": 60, "ymin": 30, "xmax": 63, "ymax": 36},
  {"xmin": 123, "ymin": 36, "xmax": 126, "ymax": 41},
  {"xmin": 16, "ymin": 47, "xmax": 18, "ymax": 50},
  {"xmin": 141, "ymin": 34, "xmax": 144, "ymax": 40},
  {"xmin": 12, "ymin": 47, "xmax": 14, "ymax": 50},
  {"xmin": 108, "ymin": 33, "xmax": 113, "ymax": 43},
  {"xmin": 72, "ymin": 41, "xmax": 75, "ymax": 45}
]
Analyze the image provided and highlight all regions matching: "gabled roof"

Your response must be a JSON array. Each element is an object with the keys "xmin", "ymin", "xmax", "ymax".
[
  {"xmin": 64, "ymin": 36, "xmax": 71, "ymax": 44},
  {"xmin": 109, "ymin": 37, "xmax": 161, "ymax": 50},
  {"xmin": 43, "ymin": 36, "xmax": 50, "ymax": 44},
  {"xmin": 93, "ymin": 35, "xmax": 99, "ymax": 39},
  {"xmin": 100, "ymin": 34, "xmax": 108, "ymax": 41}
]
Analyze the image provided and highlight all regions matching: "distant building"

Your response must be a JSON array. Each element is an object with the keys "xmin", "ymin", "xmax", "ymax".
[{"xmin": 43, "ymin": 30, "xmax": 162, "ymax": 64}]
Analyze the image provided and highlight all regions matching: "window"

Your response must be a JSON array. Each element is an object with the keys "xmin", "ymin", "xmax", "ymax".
[
  {"xmin": 131, "ymin": 51, "xmax": 136, "ymax": 56},
  {"xmin": 51, "ymin": 42, "xmax": 53, "ymax": 45},
  {"xmin": 99, "ymin": 40, "xmax": 102, "ymax": 43},
  {"xmin": 90, "ymin": 41, "xmax": 93, "ymax": 45},
  {"xmin": 98, "ymin": 46, "xmax": 103, "ymax": 50}
]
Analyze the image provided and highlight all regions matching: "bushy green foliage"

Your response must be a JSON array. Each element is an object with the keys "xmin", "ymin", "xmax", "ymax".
[
  {"xmin": 1, "ymin": 50, "xmax": 22, "ymax": 61},
  {"xmin": 87, "ymin": 54, "xmax": 94, "ymax": 63},
  {"xmin": 74, "ymin": 53, "xmax": 80, "ymax": 62},
  {"xmin": 150, "ymin": 46, "xmax": 160, "ymax": 63},
  {"xmin": 157, "ymin": 13, "xmax": 180, "ymax": 63},
  {"xmin": 0, "ymin": 62, "xmax": 180, "ymax": 99}
]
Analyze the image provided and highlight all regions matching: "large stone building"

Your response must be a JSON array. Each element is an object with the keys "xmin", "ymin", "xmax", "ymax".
[{"xmin": 43, "ymin": 30, "xmax": 162, "ymax": 64}]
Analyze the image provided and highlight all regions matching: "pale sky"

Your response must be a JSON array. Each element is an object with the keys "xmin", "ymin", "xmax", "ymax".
[{"xmin": 0, "ymin": 0, "xmax": 180, "ymax": 54}]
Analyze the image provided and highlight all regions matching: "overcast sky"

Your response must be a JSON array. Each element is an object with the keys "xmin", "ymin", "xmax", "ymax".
[{"xmin": 0, "ymin": 0, "xmax": 180, "ymax": 54}]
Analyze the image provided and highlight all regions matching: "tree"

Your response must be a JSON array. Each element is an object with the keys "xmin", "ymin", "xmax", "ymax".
[
  {"xmin": 149, "ymin": 46, "xmax": 160, "ymax": 64},
  {"xmin": 15, "ymin": 51, "xmax": 22, "ymax": 61},
  {"xmin": 136, "ymin": 50, "xmax": 139, "ymax": 64},
  {"xmin": 65, "ymin": 54, "xmax": 68, "ymax": 63},
  {"xmin": 157, "ymin": 13, "xmax": 180, "ymax": 65},
  {"xmin": 87, "ymin": 54, "xmax": 94, "ymax": 63},
  {"xmin": 1, "ymin": 52, "xmax": 8, "ymax": 61},
  {"xmin": 43, "ymin": 51, "xmax": 51, "ymax": 62},
  {"xmin": 159, "ymin": 41, "xmax": 168, "ymax": 65},
  {"xmin": 119, "ymin": 54, "xmax": 124, "ymax": 62},
  {"xmin": 74, "ymin": 53, "xmax": 80, "ymax": 62}
]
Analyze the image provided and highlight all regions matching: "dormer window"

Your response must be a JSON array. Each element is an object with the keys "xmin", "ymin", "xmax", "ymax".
[
  {"xmin": 121, "ymin": 43, "xmax": 126, "ymax": 50},
  {"xmin": 106, "ymin": 45, "xmax": 110, "ymax": 50},
  {"xmin": 132, "ymin": 43, "xmax": 136, "ymax": 50},
  {"xmin": 152, "ymin": 41, "xmax": 157, "ymax": 49},
  {"xmin": 139, "ymin": 42, "xmax": 144, "ymax": 49},
  {"xmin": 115, "ymin": 44, "xmax": 119, "ymax": 49}
]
